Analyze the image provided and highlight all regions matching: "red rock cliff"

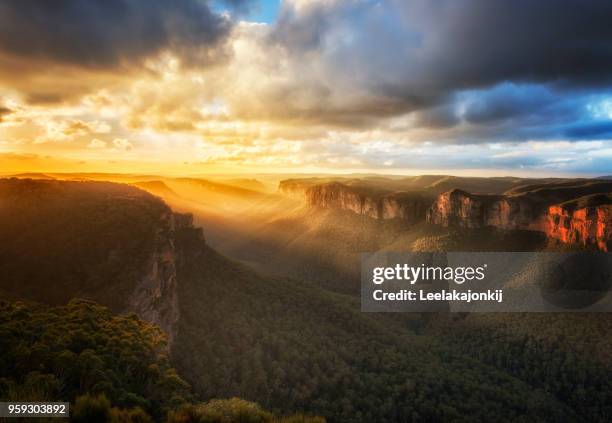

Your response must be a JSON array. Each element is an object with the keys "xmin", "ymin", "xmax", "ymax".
[
  {"xmin": 547, "ymin": 203, "xmax": 611, "ymax": 251},
  {"xmin": 428, "ymin": 189, "xmax": 611, "ymax": 250}
]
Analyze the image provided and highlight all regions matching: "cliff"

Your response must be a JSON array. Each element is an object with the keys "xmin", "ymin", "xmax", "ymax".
[
  {"xmin": 547, "ymin": 195, "xmax": 612, "ymax": 251},
  {"xmin": 426, "ymin": 189, "xmax": 543, "ymax": 230},
  {"xmin": 0, "ymin": 178, "xmax": 206, "ymax": 346},
  {"xmin": 127, "ymin": 211, "xmax": 203, "ymax": 345},
  {"xmin": 278, "ymin": 179, "xmax": 320, "ymax": 199},
  {"xmin": 427, "ymin": 188, "xmax": 612, "ymax": 251},
  {"xmin": 305, "ymin": 182, "xmax": 430, "ymax": 222}
]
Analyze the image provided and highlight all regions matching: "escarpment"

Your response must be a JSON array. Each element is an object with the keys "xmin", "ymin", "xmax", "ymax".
[
  {"xmin": 547, "ymin": 195, "xmax": 612, "ymax": 252},
  {"xmin": 305, "ymin": 182, "xmax": 430, "ymax": 223},
  {"xmin": 427, "ymin": 185, "xmax": 612, "ymax": 251},
  {"xmin": 127, "ymin": 211, "xmax": 204, "ymax": 344},
  {"xmin": 426, "ymin": 189, "xmax": 544, "ymax": 231},
  {"xmin": 278, "ymin": 179, "xmax": 316, "ymax": 199},
  {"xmin": 279, "ymin": 177, "xmax": 611, "ymax": 251},
  {"xmin": 0, "ymin": 178, "xmax": 205, "ymax": 345}
]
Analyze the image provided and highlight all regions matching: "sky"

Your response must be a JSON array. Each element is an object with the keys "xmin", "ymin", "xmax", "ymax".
[{"xmin": 1, "ymin": 0, "xmax": 612, "ymax": 176}]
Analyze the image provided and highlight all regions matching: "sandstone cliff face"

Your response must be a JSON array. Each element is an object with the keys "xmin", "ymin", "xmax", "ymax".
[
  {"xmin": 427, "ymin": 189, "xmax": 487, "ymax": 229},
  {"xmin": 428, "ymin": 189, "xmax": 611, "ymax": 250},
  {"xmin": 127, "ymin": 211, "xmax": 202, "ymax": 345},
  {"xmin": 547, "ymin": 204, "xmax": 612, "ymax": 252},
  {"xmin": 305, "ymin": 182, "xmax": 429, "ymax": 223},
  {"xmin": 380, "ymin": 195, "xmax": 429, "ymax": 221},
  {"xmin": 283, "ymin": 177, "xmax": 612, "ymax": 250},
  {"xmin": 427, "ymin": 189, "xmax": 544, "ymax": 230},
  {"xmin": 306, "ymin": 182, "xmax": 379, "ymax": 218}
]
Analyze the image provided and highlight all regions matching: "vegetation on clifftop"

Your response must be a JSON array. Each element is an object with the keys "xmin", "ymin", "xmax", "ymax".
[{"xmin": 0, "ymin": 299, "xmax": 325, "ymax": 423}]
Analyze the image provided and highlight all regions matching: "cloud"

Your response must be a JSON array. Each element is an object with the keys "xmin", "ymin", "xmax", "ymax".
[
  {"xmin": 253, "ymin": 0, "xmax": 612, "ymax": 126},
  {"xmin": 0, "ymin": 106, "xmax": 12, "ymax": 122},
  {"xmin": 0, "ymin": 0, "xmax": 233, "ymax": 69},
  {"xmin": 88, "ymin": 139, "xmax": 107, "ymax": 149},
  {"xmin": 33, "ymin": 118, "xmax": 112, "ymax": 144},
  {"xmin": 411, "ymin": 102, "xmax": 461, "ymax": 129},
  {"xmin": 1, "ymin": 0, "xmax": 611, "ymax": 175},
  {"xmin": 0, "ymin": 0, "xmax": 252, "ymax": 104},
  {"xmin": 563, "ymin": 121, "xmax": 612, "ymax": 139},
  {"xmin": 112, "ymin": 138, "xmax": 134, "ymax": 151},
  {"xmin": 459, "ymin": 84, "xmax": 557, "ymax": 124}
]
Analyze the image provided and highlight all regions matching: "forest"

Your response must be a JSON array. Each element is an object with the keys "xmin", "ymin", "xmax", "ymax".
[
  {"xmin": 0, "ymin": 299, "xmax": 324, "ymax": 423},
  {"xmin": 172, "ymin": 240, "xmax": 611, "ymax": 422}
]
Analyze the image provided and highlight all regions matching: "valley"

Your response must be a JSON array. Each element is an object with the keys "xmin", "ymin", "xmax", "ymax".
[
  {"xmin": 1, "ymin": 174, "xmax": 611, "ymax": 422},
  {"xmin": 3, "ymin": 2, "xmax": 611, "ymax": 422}
]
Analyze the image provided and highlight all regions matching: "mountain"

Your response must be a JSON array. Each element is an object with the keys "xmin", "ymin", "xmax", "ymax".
[
  {"xmin": 304, "ymin": 182, "xmax": 432, "ymax": 222},
  {"xmin": 428, "ymin": 181, "xmax": 612, "ymax": 251},
  {"xmin": 3, "ymin": 177, "xmax": 612, "ymax": 422},
  {"xmin": 0, "ymin": 178, "xmax": 190, "ymax": 341},
  {"xmin": 132, "ymin": 180, "xmax": 180, "ymax": 200},
  {"xmin": 7, "ymin": 172, "xmax": 56, "ymax": 180},
  {"xmin": 278, "ymin": 175, "xmax": 571, "ymax": 199},
  {"xmin": 279, "ymin": 177, "xmax": 612, "ymax": 251}
]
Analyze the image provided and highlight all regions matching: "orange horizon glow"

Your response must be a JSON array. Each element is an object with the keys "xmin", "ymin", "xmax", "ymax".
[
  {"xmin": 0, "ymin": 155, "xmax": 600, "ymax": 180},
  {"xmin": 0, "ymin": 3, "xmax": 610, "ymax": 179}
]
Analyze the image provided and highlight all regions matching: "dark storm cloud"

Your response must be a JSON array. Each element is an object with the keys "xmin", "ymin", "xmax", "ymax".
[
  {"xmin": 269, "ymin": 0, "xmax": 612, "ymax": 130},
  {"xmin": 0, "ymin": 0, "xmax": 235, "ymax": 68},
  {"xmin": 399, "ymin": 0, "xmax": 612, "ymax": 91},
  {"xmin": 460, "ymin": 84, "xmax": 556, "ymax": 125},
  {"xmin": 412, "ymin": 103, "xmax": 460, "ymax": 129},
  {"xmin": 564, "ymin": 121, "xmax": 612, "ymax": 139}
]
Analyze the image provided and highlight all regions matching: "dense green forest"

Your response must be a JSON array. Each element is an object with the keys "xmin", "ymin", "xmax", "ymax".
[
  {"xmin": 173, "ymin": 236, "xmax": 602, "ymax": 422},
  {"xmin": 426, "ymin": 313, "xmax": 612, "ymax": 422},
  {"xmin": 0, "ymin": 299, "xmax": 324, "ymax": 423},
  {"xmin": 0, "ymin": 299, "xmax": 190, "ymax": 419}
]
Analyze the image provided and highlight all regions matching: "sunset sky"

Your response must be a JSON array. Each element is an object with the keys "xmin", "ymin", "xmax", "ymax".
[{"xmin": 1, "ymin": 0, "xmax": 612, "ymax": 176}]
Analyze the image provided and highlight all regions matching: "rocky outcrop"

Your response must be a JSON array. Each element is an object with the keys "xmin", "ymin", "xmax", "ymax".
[
  {"xmin": 283, "ymin": 177, "xmax": 612, "ymax": 250},
  {"xmin": 428, "ymin": 189, "xmax": 612, "ymax": 251},
  {"xmin": 380, "ymin": 194, "xmax": 430, "ymax": 221},
  {"xmin": 306, "ymin": 182, "xmax": 379, "ymax": 218},
  {"xmin": 427, "ymin": 189, "xmax": 490, "ymax": 229},
  {"xmin": 305, "ymin": 182, "xmax": 430, "ymax": 223},
  {"xmin": 0, "ymin": 178, "xmax": 210, "ymax": 348},
  {"xmin": 127, "ymin": 211, "xmax": 203, "ymax": 346},
  {"xmin": 427, "ymin": 189, "xmax": 544, "ymax": 230},
  {"xmin": 547, "ymin": 204, "xmax": 612, "ymax": 252}
]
